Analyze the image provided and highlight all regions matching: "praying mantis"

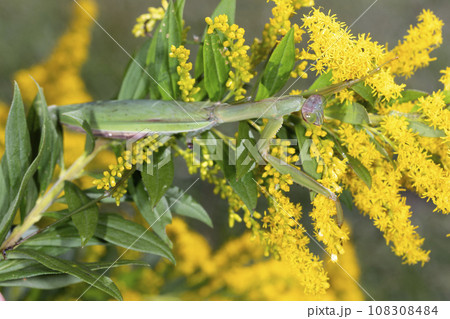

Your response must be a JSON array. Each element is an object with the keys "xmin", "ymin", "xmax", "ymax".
[{"xmin": 53, "ymin": 90, "xmax": 353, "ymax": 227}]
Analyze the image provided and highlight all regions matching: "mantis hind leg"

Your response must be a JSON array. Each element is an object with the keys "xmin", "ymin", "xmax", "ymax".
[{"xmin": 258, "ymin": 118, "xmax": 344, "ymax": 227}]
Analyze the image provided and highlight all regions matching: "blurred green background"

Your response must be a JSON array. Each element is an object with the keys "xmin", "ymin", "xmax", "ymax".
[{"xmin": 0, "ymin": 0, "xmax": 449, "ymax": 300}]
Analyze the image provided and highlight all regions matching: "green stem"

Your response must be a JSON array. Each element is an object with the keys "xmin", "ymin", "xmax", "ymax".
[{"xmin": 0, "ymin": 142, "xmax": 108, "ymax": 251}]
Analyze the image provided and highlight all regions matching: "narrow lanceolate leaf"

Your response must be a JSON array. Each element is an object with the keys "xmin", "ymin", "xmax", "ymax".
[
  {"xmin": 174, "ymin": 0, "xmax": 186, "ymax": 30},
  {"xmin": 407, "ymin": 120, "xmax": 446, "ymax": 137},
  {"xmin": 32, "ymin": 82, "xmax": 63, "ymax": 193},
  {"xmin": 95, "ymin": 214, "xmax": 175, "ymax": 263},
  {"xmin": 255, "ymin": 28, "xmax": 295, "ymax": 101},
  {"xmin": 352, "ymin": 81, "xmax": 376, "ymax": 106},
  {"xmin": 64, "ymin": 181, "xmax": 99, "ymax": 247},
  {"xmin": 389, "ymin": 89, "xmax": 428, "ymax": 105},
  {"xmin": 325, "ymin": 102, "xmax": 370, "ymax": 125},
  {"xmin": 345, "ymin": 154, "xmax": 372, "ymax": 188},
  {"xmin": 194, "ymin": 0, "xmax": 236, "ymax": 78},
  {"xmin": 118, "ymin": 39, "xmax": 151, "ymax": 100},
  {"xmin": 236, "ymin": 121, "xmax": 256, "ymax": 180},
  {"xmin": 0, "ymin": 83, "xmax": 32, "ymax": 223},
  {"xmin": 141, "ymin": 147, "xmax": 174, "ymax": 208},
  {"xmin": 332, "ymin": 139, "xmax": 372, "ymax": 188},
  {"xmin": 0, "ymin": 259, "xmax": 148, "ymax": 289},
  {"xmin": 0, "ymin": 274, "xmax": 81, "ymax": 289},
  {"xmin": 22, "ymin": 225, "xmax": 102, "ymax": 249},
  {"xmin": 206, "ymin": 132, "xmax": 257, "ymax": 211},
  {"xmin": 203, "ymin": 32, "xmax": 229, "ymax": 101},
  {"xmin": 128, "ymin": 179, "xmax": 173, "ymax": 247},
  {"xmin": 166, "ymin": 187, "xmax": 213, "ymax": 227},
  {"xmin": 3, "ymin": 83, "xmax": 32, "ymax": 201},
  {"xmin": 0, "ymin": 123, "xmax": 47, "ymax": 243},
  {"xmin": 8, "ymin": 248, "xmax": 122, "ymax": 300},
  {"xmin": 307, "ymin": 71, "xmax": 333, "ymax": 93},
  {"xmin": 147, "ymin": 1, "xmax": 182, "ymax": 99}
]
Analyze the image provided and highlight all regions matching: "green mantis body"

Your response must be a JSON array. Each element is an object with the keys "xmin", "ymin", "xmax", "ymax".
[
  {"xmin": 52, "ymin": 94, "xmax": 343, "ymax": 225},
  {"xmin": 54, "ymin": 95, "xmax": 305, "ymax": 138}
]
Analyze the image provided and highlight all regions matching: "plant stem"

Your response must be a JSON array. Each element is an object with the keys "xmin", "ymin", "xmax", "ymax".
[{"xmin": 0, "ymin": 142, "xmax": 108, "ymax": 251}]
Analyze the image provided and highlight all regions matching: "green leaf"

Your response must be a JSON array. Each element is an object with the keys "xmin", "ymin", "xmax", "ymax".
[
  {"xmin": 128, "ymin": 179, "xmax": 173, "ymax": 247},
  {"xmin": 407, "ymin": 120, "xmax": 446, "ymax": 137},
  {"xmin": 0, "ymin": 83, "xmax": 32, "ymax": 222},
  {"xmin": 174, "ymin": 0, "xmax": 186, "ymax": 31},
  {"xmin": 293, "ymin": 119, "xmax": 321, "ymax": 179},
  {"xmin": 442, "ymin": 90, "xmax": 450, "ymax": 104},
  {"xmin": 390, "ymin": 89, "xmax": 428, "ymax": 105},
  {"xmin": 203, "ymin": 32, "xmax": 229, "ymax": 101},
  {"xmin": 0, "ymin": 123, "xmax": 47, "ymax": 243},
  {"xmin": 328, "ymin": 131, "xmax": 372, "ymax": 188},
  {"xmin": 32, "ymin": 82, "xmax": 63, "ymax": 193},
  {"xmin": 236, "ymin": 121, "xmax": 256, "ymax": 180},
  {"xmin": 206, "ymin": 132, "xmax": 257, "ymax": 211},
  {"xmin": 118, "ymin": 39, "xmax": 151, "ymax": 100},
  {"xmin": 0, "ymin": 259, "xmax": 148, "ymax": 289},
  {"xmin": 345, "ymin": 154, "xmax": 372, "ymax": 188},
  {"xmin": 141, "ymin": 146, "xmax": 174, "ymax": 207},
  {"xmin": 364, "ymin": 128, "xmax": 395, "ymax": 168},
  {"xmin": 340, "ymin": 189, "xmax": 353, "ymax": 210},
  {"xmin": 352, "ymin": 81, "xmax": 376, "ymax": 106},
  {"xmin": 19, "ymin": 179, "xmax": 38, "ymax": 222},
  {"xmin": 2, "ymin": 82, "xmax": 32, "ymax": 200},
  {"xmin": 325, "ymin": 102, "xmax": 370, "ymax": 125},
  {"xmin": 255, "ymin": 28, "xmax": 295, "ymax": 101},
  {"xmin": 95, "ymin": 214, "xmax": 175, "ymax": 263},
  {"xmin": 0, "ymin": 274, "xmax": 81, "ymax": 289},
  {"xmin": 64, "ymin": 181, "xmax": 99, "ymax": 246},
  {"xmin": 147, "ymin": 1, "xmax": 182, "ymax": 99},
  {"xmin": 0, "ymin": 263, "xmax": 59, "ymax": 282},
  {"xmin": 166, "ymin": 187, "xmax": 213, "ymax": 227},
  {"xmin": 60, "ymin": 110, "xmax": 96, "ymax": 154},
  {"xmin": 194, "ymin": 0, "xmax": 236, "ymax": 78},
  {"xmin": 22, "ymin": 225, "xmax": 102, "ymax": 248},
  {"xmin": 8, "ymin": 248, "xmax": 122, "ymax": 300},
  {"xmin": 308, "ymin": 71, "xmax": 333, "ymax": 92}
]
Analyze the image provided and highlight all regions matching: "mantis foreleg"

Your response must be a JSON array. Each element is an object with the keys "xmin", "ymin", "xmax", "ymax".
[{"xmin": 258, "ymin": 118, "xmax": 344, "ymax": 226}]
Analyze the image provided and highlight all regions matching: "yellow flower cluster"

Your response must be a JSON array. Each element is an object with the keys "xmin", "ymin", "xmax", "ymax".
[
  {"xmin": 14, "ymin": 0, "xmax": 96, "ymax": 105},
  {"xmin": 175, "ymin": 143, "xmax": 258, "ymax": 229},
  {"xmin": 166, "ymin": 218, "xmax": 213, "ymax": 276},
  {"xmin": 349, "ymin": 168, "xmax": 430, "ymax": 265},
  {"xmin": 440, "ymin": 67, "xmax": 450, "ymax": 90},
  {"xmin": 107, "ymin": 218, "xmax": 363, "ymax": 300},
  {"xmin": 306, "ymin": 126, "xmax": 349, "ymax": 257},
  {"xmin": 417, "ymin": 91, "xmax": 450, "ymax": 141},
  {"xmin": 169, "ymin": 45, "xmax": 200, "ymax": 102},
  {"xmin": 382, "ymin": 116, "xmax": 450, "ymax": 215},
  {"xmin": 131, "ymin": 0, "xmax": 167, "ymax": 37},
  {"xmin": 93, "ymin": 135, "xmax": 164, "ymax": 205},
  {"xmin": 205, "ymin": 15, "xmax": 253, "ymax": 101},
  {"xmin": 339, "ymin": 123, "xmax": 430, "ymax": 265},
  {"xmin": 250, "ymin": 0, "xmax": 312, "ymax": 69},
  {"xmin": 258, "ymin": 144, "xmax": 330, "ymax": 295},
  {"xmin": 301, "ymin": 9, "xmax": 404, "ymax": 100},
  {"xmin": 417, "ymin": 136, "xmax": 450, "ymax": 170},
  {"xmin": 386, "ymin": 10, "xmax": 444, "ymax": 78}
]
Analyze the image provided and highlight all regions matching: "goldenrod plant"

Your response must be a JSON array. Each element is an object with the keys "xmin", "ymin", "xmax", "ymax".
[{"xmin": 0, "ymin": 0, "xmax": 448, "ymax": 300}]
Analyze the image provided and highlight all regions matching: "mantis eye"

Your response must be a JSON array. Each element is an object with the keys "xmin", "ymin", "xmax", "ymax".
[{"xmin": 302, "ymin": 94, "xmax": 325, "ymax": 126}]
